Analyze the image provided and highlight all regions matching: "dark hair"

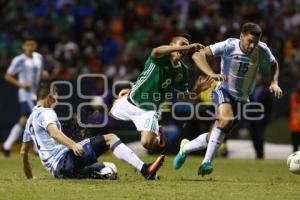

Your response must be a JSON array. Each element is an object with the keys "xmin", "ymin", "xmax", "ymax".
[
  {"xmin": 241, "ymin": 22, "xmax": 262, "ymax": 37},
  {"xmin": 37, "ymin": 81, "xmax": 57, "ymax": 100},
  {"xmin": 171, "ymin": 33, "xmax": 191, "ymax": 44},
  {"xmin": 174, "ymin": 33, "xmax": 191, "ymax": 41},
  {"xmin": 21, "ymin": 34, "xmax": 37, "ymax": 43}
]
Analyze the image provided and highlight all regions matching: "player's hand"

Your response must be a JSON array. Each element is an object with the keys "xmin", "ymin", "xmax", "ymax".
[
  {"xmin": 269, "ymin": 82, "xmax": 283, "ymax": 98},
  {"xmin": 72, "ymin": 143, "xmax": 84, "ymax": 156},
  {"xmin": 193, "ymin": 76, "xmax": 214, "ymax": 93},
  {"xmin": 188, "ymin": 43, "xmax": 205, "ymax": 53},
  {"xmin": 208, "ymin": 74, "xmax": 227, "ymax": 82},
  {"xmin": 20, "ymin": 83, "xmax": 32, "ymax": 90}
]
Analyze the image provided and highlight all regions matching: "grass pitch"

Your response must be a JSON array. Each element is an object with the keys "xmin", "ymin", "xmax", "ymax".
[{"xmin": 0, "ymin": 153, "xmax": 299, "ymax": 200}]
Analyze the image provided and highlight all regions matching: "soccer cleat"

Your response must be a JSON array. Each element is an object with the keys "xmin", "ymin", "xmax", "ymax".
[
  {"xmin": 198, "ymin": 161, "xmax": 213, "ymax": 177},
  {"xmin": 1, "ymin": 146, "xmax": 10, "ymax": 157},
  {"xmin": 142, "ymin": 155, "xmax": 165, "ymax": 180},
  {"xmin": 173, "ymin": 139, "xmax": 189, "ymax": 170}
]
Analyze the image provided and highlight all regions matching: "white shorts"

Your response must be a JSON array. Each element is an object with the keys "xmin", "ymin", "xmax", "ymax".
[{"xmin": 110, "ymin": 95, "xmax": 160, "ymax": 134}]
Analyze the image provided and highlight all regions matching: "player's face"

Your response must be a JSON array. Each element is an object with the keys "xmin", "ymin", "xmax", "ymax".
[
  {"xmin": 22, "ymin": 40, "xmax": 37, "ymax": 55},
  {"xmin": 171, "ymin": 38, "xmax": 189, "ymax": 61},
  {"xmin": 240, "ymin": 33, "xmax": 260, "ymax": 54}
]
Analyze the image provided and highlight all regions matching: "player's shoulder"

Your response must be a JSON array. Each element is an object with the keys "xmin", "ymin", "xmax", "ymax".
[
  {"xmin": 149, "ymin": 54, "xmax": 169, "ymax": 62},
  {"xmin": 11, "ymin": 53, "xmax": 26, "ymax": 63},
  {"xmin": 257, "ymin": 41, "xmax": 271, "ymax": 51},
  {"xmin": 35, "ymin": 107, "xmax": 57, "ymax": 119},
  {"xmin": 41, "ymin": 107, "xmax": 57, "ymax": 116},
  {"xmin": 218, "ymin": 38, "xmax": 238, "ymax": 52},
  {"xmin": 33, "ymin": 52, "xmax": 43, "ymax": 59},
  {"xmin": 225, "ymin": 38, "xmax": 239, "ymax": 44}
]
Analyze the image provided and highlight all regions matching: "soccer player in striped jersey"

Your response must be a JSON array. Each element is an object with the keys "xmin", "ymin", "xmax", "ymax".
[
  {"xmin": 173, "ymin": 22, "xmax": 283, "ymax": 176},
  {"xmin": 2, "ymin": 36, "xmax": 46, "ymax": 157},
  {"xmin": 21, "ymin": 82, "xmax": 164, "ymax": 180},
  {"xmin": 110, "ymin": 35, "xmax": 206, "ymax": 151}
]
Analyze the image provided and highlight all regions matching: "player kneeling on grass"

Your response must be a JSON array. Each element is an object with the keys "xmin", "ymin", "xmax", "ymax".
[{"xmin": 20, "ymin": 82, "xmax": 164, "ymax": 180}]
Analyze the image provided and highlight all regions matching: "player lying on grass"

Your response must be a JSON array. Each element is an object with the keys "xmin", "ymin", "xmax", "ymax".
[
  {"xmin": 20, "ymin": 82, "xmax": 164, "ymax": 180},
  {"xmin": 110, "ymin": 34, "xmax": 208, "ymax": 151},
  {"xmin": 173, "ymin": 22, "xmax": 283, "ymax": 176}
]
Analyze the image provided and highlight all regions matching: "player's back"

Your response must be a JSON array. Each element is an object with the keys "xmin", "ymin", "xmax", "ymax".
[{"xmin": 23, "ymin": 106, "xmax": 68, "ymax": 173}]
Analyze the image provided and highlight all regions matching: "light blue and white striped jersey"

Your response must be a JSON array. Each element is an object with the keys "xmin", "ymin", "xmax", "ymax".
[
  {"xmin": 209, "ymin": 38, "xmax": 275, "ymax": 101},
  {"xmin": 23, "ymin": 106, "xmax": 68, "ymax": 175},
  {"xmin": 6, "ymin": 52, "xmax": 43, "ymax": 102}
]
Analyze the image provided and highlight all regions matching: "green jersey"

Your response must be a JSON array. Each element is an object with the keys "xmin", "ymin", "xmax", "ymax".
[{"xmin": 129, "ymin": 54, "xmax": 188, "ymax": 111}]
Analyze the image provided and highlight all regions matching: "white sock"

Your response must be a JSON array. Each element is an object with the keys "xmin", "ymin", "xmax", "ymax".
[
  {"xmin": 202, "ymin": 127, "xmax": 225, "ymax": 163},
  {"xmin": 182, "ymin": 132, "xmax": 208, "ymax": 154},
  {"xmin": 3, "ymin": 123, "xmax": 23, "ymax": 150},
  {"xmin": 111, "ymin": 141, "xmax": 144, "ymax": 171}
]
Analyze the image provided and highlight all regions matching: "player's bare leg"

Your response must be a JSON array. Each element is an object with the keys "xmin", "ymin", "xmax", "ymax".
[
  {"xmin": 141, "ymin": 131, "xmax": 167, "ymax": 150},
  {"xmin": 2, "ymin": 116, "xmax": 27, "ymax": 157},
  {"xmin": 199, "ymin": 103, "xmax": 233, "ymax": 176}
]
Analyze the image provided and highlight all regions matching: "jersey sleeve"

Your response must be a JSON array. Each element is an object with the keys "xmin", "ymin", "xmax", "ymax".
[
  {"xmin": 209, "ymin": 40, "xmax": 228, "ymax": 57},
  {"xmin": 39, "ymin": 110, "xmax": 58, "ymax": 130},
  {"xmin": 262, "ymin": 44, "xmax": 276, "ymax": 64},
  {"xmin": 6, "ymin": 57, "xmax": 24, "ymax": 75},
  {"xmin": 22, "ymin": 129, "xmax": 32, "ymax": 142},
  {"xmin": 258, "ymin": 42, "xmax": 276, "ymax": 75},
  {"xmin": 37, "ymin": 53, "xmax": 45, "ymax": 69}
]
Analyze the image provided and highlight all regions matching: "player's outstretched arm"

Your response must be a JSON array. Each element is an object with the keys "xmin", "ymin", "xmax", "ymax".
[
  {"xmin": 269, "ymin": 61, "xmax": 283, "ymax": 98},
  {"xmin": 47, "ymin": 124, "xmax": 84, "ymax": 156},
  {"xmin": 20, "ymin": 142, "xmax": 33, "ymax": 179},
  {"xmin": 192, "ymin": 47, "xmax": 226, "ymax": 81},
  {"xmin": 151, "ymin": 43, "xmax": 204, "ymax": 58}
]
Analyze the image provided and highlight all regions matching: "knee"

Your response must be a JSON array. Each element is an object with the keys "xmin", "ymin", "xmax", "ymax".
[
  {"xmin": 141, "ymin": 133, "xmax": 156, "ymax": 150},
  {"xmin": 104, "ymin": 133, "xmax": 119, "ymax": 146},
  {"xmin": 217, "ymin": 118, "xmax": 234, "ymax": 131},
  {"xmin": 19, "ymin": 117, "xmax": 27, "ymax": 126}
]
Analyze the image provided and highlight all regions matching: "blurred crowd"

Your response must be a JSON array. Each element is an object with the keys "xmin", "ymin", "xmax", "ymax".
[{"xmin": 0, "ymin": 0, "xmax": 300, "ymax": 114}]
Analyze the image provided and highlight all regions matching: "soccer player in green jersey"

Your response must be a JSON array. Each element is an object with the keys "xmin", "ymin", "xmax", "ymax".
[{"xmin": 110, "ymin": 35, "xmax": 211, "ymax": 151}]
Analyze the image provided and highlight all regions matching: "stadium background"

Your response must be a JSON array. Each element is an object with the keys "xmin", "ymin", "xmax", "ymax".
[{"xmin": 0, "ymin": 0, "xmax": 300, "ymax": 152}]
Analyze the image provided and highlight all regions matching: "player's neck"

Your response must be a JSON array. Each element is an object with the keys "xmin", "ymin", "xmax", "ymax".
[
  {"xmin": 37, "ymin": 100, "xmax": 51, "ymax": 108},
  {"xmin": 239, "ymin": 42, "xmax": 248, "ymax": 54},
  {"xmin": 24, "ymin": 52, "xmax": 33, "ymax": 57}
]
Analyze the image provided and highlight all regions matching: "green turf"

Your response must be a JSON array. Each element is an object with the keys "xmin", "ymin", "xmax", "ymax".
[{"xmin": 0, "ymin": 154, "xmax": 299, "ymax": 200}]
